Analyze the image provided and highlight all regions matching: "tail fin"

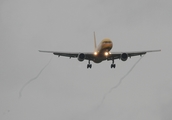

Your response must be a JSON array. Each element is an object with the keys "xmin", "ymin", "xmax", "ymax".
[{"xmin": 94, "ymin": 31, "xmax": 97, "ymax": 50}]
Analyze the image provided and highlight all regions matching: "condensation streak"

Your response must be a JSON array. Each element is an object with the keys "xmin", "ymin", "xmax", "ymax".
[
  {"xmin": 100, "ymin": 56, "xmax": 144, "ymax": 105},
  {"xmin": 19, "ymin": 57, "xmax": 53, "ymax": 98}
]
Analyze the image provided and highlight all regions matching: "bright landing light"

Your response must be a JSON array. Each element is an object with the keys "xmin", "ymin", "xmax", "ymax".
[
  {"xmin": 94, "ymin": 52, "xmax": 98, "ymax": 55},
  {"xmin": 105, "ymin": 52, "xmax": 109, "ymax": 56}
]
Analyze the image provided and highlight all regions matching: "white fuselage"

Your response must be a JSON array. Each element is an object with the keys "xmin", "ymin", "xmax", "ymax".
[{"xmin": 93, "ymin": 38, "xmax": 113, "ymax": 63}]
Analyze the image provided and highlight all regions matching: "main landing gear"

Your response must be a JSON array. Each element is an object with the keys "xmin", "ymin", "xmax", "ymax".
[
  {"xmin": 87, "ymin": 60, "xmax": 92, "ymax": 69},
  {"xmin": 86, "ymin": 60, "xmax": 116, "ymax": 69},
  {"xmin": 111, "ymin": 59, "xmax": 116, "ymax": 68}
]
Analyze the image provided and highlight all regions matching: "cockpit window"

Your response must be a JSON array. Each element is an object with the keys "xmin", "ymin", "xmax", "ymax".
[{"xmin": 103, "ymin": 41, "xmax": 111, "ymax": 43}]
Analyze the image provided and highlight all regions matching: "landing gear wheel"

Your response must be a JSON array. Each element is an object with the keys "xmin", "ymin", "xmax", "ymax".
[
  {"xmin": 111, "ymin": 64, "xmax": 116, "ymax": 68},
  {"xmin": 87, "ymin": 60, "xmax": 92, "ymax": 69},
  {"xmin": 87, "ymin": 64, "xmax": 92, "ymax": 69},
  {"xmin": 111, "ymin": 59, "xmax": 116, "ymax": 68}
]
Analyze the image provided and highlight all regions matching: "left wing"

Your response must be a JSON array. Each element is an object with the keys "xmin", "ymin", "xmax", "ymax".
[
  {"xmin": 39, "ymin": 50, "xmax": 95, "ymax": 60},
  {"xmin": 107, "ymin": 49, "xmax": 161, "ymax": 60},
  {"xmin": 39, "ymin": 50, "xmax": 78, "ymax": 58}
]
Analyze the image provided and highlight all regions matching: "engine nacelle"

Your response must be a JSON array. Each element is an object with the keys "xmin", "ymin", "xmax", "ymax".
[
  {"xmin": 120, "ymin": 53, "xmax": 128, "ymax": 61},
  {"xmin": 77, "ymin": 53, "xmax": 85, "ymax": 62}
]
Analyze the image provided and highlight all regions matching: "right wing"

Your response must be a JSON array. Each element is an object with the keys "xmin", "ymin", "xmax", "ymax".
[{"xmin": 107, "ymin": 49, "xmax": 161, "ymax": 60}]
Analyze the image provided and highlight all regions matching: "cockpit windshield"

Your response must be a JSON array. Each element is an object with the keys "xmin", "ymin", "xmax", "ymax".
[{"xmin": 103, "ymin": 41, "xmax": 111, "ymax": 43}]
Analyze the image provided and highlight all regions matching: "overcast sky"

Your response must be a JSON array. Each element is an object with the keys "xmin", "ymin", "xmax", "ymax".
[{"xmin": 0, "ymin": 0, "xmax": 172, "ymax": 120}]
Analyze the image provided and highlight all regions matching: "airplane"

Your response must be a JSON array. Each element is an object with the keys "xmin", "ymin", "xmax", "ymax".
[{"xmin": 39, "ymin": 32, "xmax": 161, "ymax": 68}]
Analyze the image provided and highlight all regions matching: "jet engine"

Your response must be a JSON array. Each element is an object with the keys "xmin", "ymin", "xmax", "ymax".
[
  {"xmin": 77, "ymin": 53, "xmax": 85, "ymax": 61},
  {"xmin": 120, "ymin": 53, "xmax": 128, "ymax": 61}
]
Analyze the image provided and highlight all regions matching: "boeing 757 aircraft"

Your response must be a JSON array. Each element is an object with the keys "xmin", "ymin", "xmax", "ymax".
[{"xmin": 39, "ymin": 32, "xmax": 160, "ymax": 68}]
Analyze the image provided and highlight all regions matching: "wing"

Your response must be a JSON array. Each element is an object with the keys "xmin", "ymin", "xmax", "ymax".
[
  {"xmin": 39, "ymin": 49, "xmax": 161, "ymax": 61},
  {"xmin": 39, "ymin": 50, "xmax": 78, "ymax": 58},
  {"xmin": 107, "ymin": 49, "xmax": 161, "ymax": 60},
  {"xmin": 39, "ymin": 50, "xmax": 95, "ymax": 60}
]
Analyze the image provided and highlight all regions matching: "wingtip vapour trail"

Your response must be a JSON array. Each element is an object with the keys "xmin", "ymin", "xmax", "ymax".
[
  {"xmin": 99, "ymin": 55, "xmax": 144, "ymax": 105},
  {"xmin": 19, "ymin": 56, "xmax": 53, "ymax": 98}
]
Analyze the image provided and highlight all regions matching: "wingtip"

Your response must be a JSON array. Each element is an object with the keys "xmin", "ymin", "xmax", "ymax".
[
  {"xmin": 156, "ymin": 49, "xmax": 161, "ymax": 52},
  {"xmin": 151, "ymin": 49, "xmax": 161, "ymax": 52},
  {"xmin": 39, "ymin": 50, "xmax": 45, "ymax": 52}
]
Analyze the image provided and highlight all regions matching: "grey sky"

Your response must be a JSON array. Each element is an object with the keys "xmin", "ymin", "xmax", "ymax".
[{"xmin": 0, "ymin": 0, "xmax": 171, "ymax": 120}]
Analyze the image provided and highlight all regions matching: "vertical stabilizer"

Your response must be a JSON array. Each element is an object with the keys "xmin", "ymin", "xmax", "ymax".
[{"xmin": 94, "ymin": 31, "xmax": 97, "ymax": 50}]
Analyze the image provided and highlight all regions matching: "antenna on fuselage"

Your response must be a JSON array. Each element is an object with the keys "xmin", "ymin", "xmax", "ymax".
[{"xmin": 94, "ymin": 31, "xmax": 97, "ymax": 50}]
